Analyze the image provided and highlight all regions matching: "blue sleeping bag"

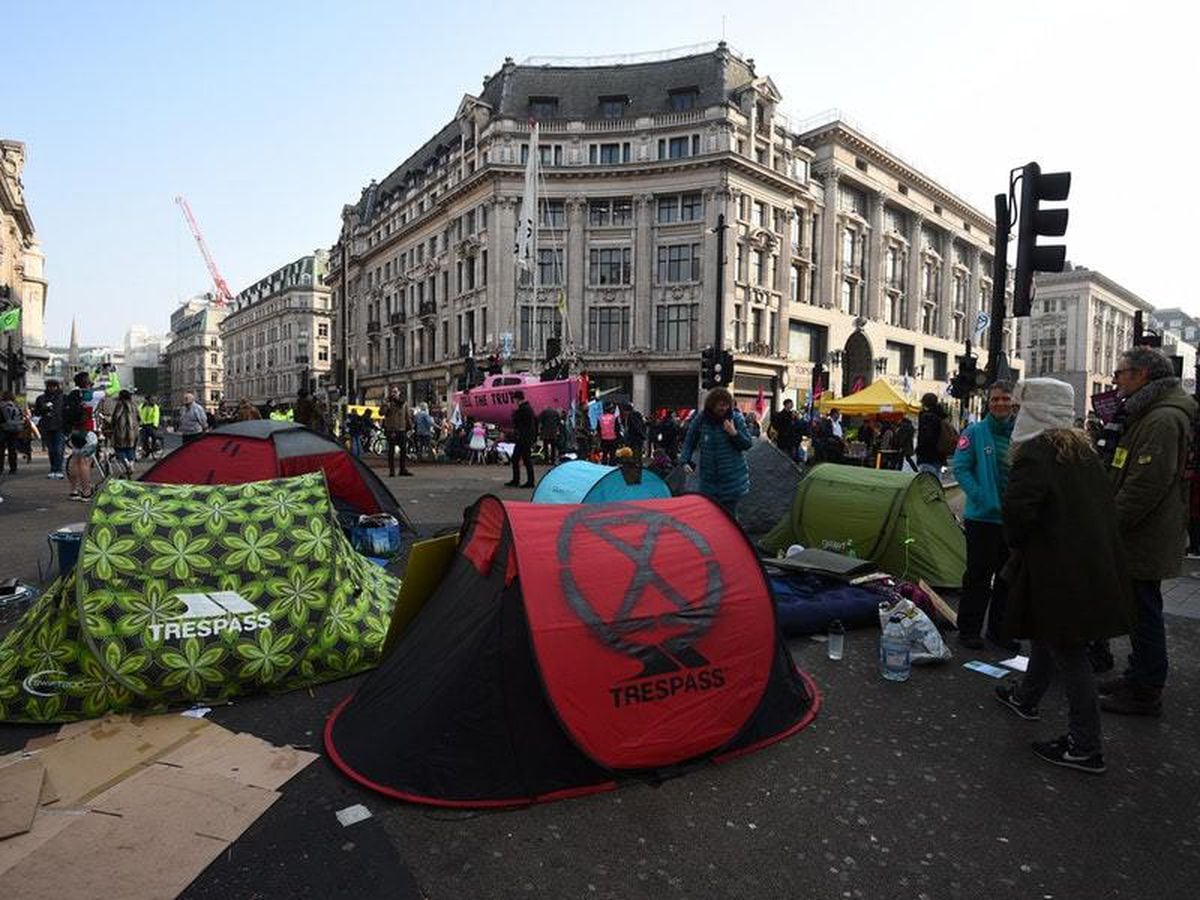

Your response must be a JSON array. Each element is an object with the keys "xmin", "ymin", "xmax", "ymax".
[{"xmin": 769, "ymin": 572, "xmax": 882, "ymax": 636}]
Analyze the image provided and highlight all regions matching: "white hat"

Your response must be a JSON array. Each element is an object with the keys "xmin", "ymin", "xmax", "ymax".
[{"xmin": 1011, "ymin": 378, "xmax": 1075, "ymax": 444}]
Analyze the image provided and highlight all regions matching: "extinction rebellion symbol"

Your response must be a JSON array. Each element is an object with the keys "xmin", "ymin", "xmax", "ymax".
[{"xmin": 557, "ymin": 505, "xmax": 727, "ymax": 709}]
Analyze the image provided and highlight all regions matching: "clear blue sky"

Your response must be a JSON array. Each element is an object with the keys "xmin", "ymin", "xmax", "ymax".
[{"xmin": 10, "ymin": 0, "xmax": 1194, "ymax": 347}]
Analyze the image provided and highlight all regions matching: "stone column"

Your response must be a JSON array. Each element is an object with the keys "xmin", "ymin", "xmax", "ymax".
[
  {"xmin": 565, "ymin": 196, "xmax": 586, "ymax": 351},
  {"xmin": 634, "ymin": 193, "xmax": 655, "ymax": 348},
  {"xmin": 776, "ymin": 210, "xmax": 795, "ymax": 338},
  {"xmin": 819, "ymin": 171, "xmax": 840, "ymax": 309},
  {"xmin": 906, "ymin": 215, "xmax": 925, "ymax": 332},
  {"xmin": 940, "ymin": 234, "xmax": 955, "ymax": 341},
  {"xmin": 867, "ymin": 191, "xmax": 884, "ymax": 320}
]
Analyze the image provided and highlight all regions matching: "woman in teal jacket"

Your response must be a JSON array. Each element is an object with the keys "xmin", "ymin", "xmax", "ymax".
[
  {"xmin": 681, "ymin": 387, "xmax": 753, "ymax": 517},
  {"xmin": 952, "ymin": 380, "xmax": 1015, "ymax": 649}
]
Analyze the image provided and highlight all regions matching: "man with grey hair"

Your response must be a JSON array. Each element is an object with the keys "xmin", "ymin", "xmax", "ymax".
[
  {"xmin": 177, "ymin": 391, "xmax": 208, "ymax": 444},
  {"xmin": 1101, "ymin": 346, "xmax": 1197, "ymax": 716}
]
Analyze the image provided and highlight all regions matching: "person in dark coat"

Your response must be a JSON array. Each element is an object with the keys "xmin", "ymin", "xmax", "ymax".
[
  {"xmin": 916, "ymin": 393, "xmax": 949, "ymax": 475},
  {"xmin": 538, "ymin": 406, "xmax": 562, "ymax": 465},
  {"xmin": 33, "ymin": 379, "xmax": 66, "ymax": 478},
  {"xmin": 771, "ymin": 399, "xmax": 798, "ymax": 459},
  {"xmin": 619, "ymin": 402, "xmax": 647, "ymax": 461},
  {"xmin": 653, "ymin": 410, "xmax": 680, "ymax": 461},
  {"xmin": 993, "ymin": 378, "xmax": 1135, "ymax": 775},
  {"xmin": 506, "ymin": 400, "xmax": 537, "ymax": 488},
  {"xmin": 1100, "ymin": 346, "xmax": 1198, "ymax": 716},
  {"xmin": 680, "ymin": 387, "xmax": 753, "ymax": 517}
]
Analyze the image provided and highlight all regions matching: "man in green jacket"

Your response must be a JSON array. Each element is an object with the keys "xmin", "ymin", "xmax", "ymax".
[{"xmin": 1102, "ymin": 347, "xmax": 1197, "ymax": 716}]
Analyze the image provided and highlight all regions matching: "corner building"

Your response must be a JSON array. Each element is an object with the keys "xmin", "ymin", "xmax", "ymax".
[{"xmin": 329, "ymin": 45, "xmax": 1014, "ymax": 412}]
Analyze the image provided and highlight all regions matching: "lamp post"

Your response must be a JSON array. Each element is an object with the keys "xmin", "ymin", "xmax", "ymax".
[{"xmin": 827, "ymin": 349, "xmax": 843, "ymax": 396}]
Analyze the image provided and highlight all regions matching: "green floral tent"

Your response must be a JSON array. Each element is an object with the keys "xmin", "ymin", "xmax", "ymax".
[{"xmin": 0, "ymin": 472, "xmax": 400, "ymax": 723}]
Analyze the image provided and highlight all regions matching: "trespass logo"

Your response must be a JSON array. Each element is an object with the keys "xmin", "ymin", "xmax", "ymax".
[{"xmin": 149, "ymin": 591, "xmax": 271, "ymax": 641}]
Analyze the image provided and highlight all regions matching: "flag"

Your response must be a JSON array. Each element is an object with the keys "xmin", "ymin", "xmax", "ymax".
[
  {"xmin": 0, "ymin": 308, "xmax": 19, "ymax": 333},
  {"xmin": 556, "ymin": 289, "xmax": 566, "ymax": 314},
  {"xmin": 514, "ymin": 123, "xmax": 539, "ymax": 273}
]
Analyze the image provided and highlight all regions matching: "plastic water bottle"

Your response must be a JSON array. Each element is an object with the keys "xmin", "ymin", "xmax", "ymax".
[
  {"xmin": 879, "ymin": 614, "xmax": 911, "ymax": 682},
  {"xmin": 827, "ymin": 619, "xmax": 845, "ymax": 660}
]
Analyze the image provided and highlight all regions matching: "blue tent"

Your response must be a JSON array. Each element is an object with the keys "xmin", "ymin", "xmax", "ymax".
[{"xmin": 532, "ymin": 460, "xmax": 671, "ymax": 504}]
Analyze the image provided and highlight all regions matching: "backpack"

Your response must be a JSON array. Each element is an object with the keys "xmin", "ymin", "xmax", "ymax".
[
  {"xmin": 0, "ymin": 402, "xmax": 21, "ymax": 433},
  {"xmin": 937, "ymin": 418, "xmax": 959, "ymax": 458},
  {"xmin": 63, "ymin": 390, "xmax": 85, "ymax": 430}
]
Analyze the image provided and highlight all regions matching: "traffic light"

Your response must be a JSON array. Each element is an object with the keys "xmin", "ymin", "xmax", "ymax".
[
  {"xmin": 700, "ymin": 346, "xmax": 718, "ymax": 389},
  {"xmin": 716, "ymin": 350, "xmax": 734, "ymax": 387},
  {"xmin": 950, "ymin": 353, "xmax": 980, "ymax": 400},
  {"xmin": 1013, "ymin": 162, "xmax": 1071, "ymax": 317}
]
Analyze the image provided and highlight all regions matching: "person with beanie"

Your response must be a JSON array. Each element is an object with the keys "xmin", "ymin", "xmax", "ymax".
[
  {"xmin": 1100, "ymin": 347, "xmax": 1198, "ymax": 716},
  {"xmin": 993, "ymin": 378, "xmax": 1135, "ymax": 774},
  {"xmin": 952, "ymin": 380, "xmax": 1016, "ymax": 650}
]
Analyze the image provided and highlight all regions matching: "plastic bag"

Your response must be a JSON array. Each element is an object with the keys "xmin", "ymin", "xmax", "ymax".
[{"xmin": 877, "ymin": 597, "xmax": 952, "ymax": 664}]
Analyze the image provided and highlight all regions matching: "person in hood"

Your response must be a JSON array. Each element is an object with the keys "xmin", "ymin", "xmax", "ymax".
[
  {"xmin": 952, "ymin": 380, "xmax": 1016, "ymax": 651},
  {"xmin": 506, "ymin": 399, "xmax": 537, "ymax": 488},
  {"xmin": 1099, "ymin": 347, "xmax": 1198, "ymax": 717},
  {"xmin": 994, "ymin": 378, "xmax": 1134, "ymax": 775}
]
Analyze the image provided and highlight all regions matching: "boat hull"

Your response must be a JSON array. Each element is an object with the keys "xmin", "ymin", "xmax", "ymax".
[{"xmin": 453, "ymin": 377, "xmax": 579, "ymax": 427}]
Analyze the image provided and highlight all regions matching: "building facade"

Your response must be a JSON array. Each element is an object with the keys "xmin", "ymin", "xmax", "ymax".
[
  {"xmin": 328, "ymin": 45, "xmax": 1014, "ymax": 413},
  {"xmin": 1, "ymin": 139, "xmax": 50, "ymax": 396},
  {"xmin": 164, "ymin": 295, "xmax": 226, "ymax": 411},
  {"xmin": 221, "ymin": 252, "xmax": 332, "ymax": 406},
  {"xmin": 1017, "ymin": 265, "xmax": 1152, "ymax": 415}
]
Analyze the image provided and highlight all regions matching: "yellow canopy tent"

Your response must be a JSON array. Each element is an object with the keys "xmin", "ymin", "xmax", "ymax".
[
  {"xmin": 817, "ymin": 379, "xmax": 921, "ymax": 415},
  {"xmin": 346, "ymin": 403, "xmax": 384, "ymax": 421}
]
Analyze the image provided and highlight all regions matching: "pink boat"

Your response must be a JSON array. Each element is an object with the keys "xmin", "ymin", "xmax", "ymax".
[{"xmin": 453, "ymin": 373, "xmax": 580, "ymax": 427}]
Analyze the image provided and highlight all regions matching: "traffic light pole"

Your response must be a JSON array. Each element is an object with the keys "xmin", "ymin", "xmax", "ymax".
[
  {"xmin": 714, "ymin": 213, "xmax": 727, "ymax": 351},
  {"xmin": 987, "ymin": 192, "xmax": 1010, "ymax": 384}
]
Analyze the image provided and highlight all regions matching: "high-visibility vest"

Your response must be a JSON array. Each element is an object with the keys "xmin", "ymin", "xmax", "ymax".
[{"xmin": 139, "ymin": 404, "xmax": 160, "ymax": 427}]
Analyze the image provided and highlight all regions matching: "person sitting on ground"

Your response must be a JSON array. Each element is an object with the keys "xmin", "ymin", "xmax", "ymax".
[{"xmin": 993, "ymin": 378, "xmax": 1134, "ymax": 776}]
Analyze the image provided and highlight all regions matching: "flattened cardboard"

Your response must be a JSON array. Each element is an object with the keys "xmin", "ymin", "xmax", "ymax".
[
  {"xmin": 157, "ymin": 729, "xmax": 317, "ymax": 791},
  {"xmin": 34, "ymin": 713, "xmax": 211, "ymax": 806},
  {"xmin": 0, "ymin": 809, "xmax": 84, "ymax": 878},
  {"xmin": 383, "ymin": 533, "xmax": 458, "ymax": 654},
  {"xmin": 4, "ymin": 767, "xmax": 278, "ymax": 900},
  {"xmin": 0, "ymin": 758, "xmax": 44, "ymax": 839},
  {"xmin": 919, "ymin": 579, "xmax": 958, "ymax": 628}
]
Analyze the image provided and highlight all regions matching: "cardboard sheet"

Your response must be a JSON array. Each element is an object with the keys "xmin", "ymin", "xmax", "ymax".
[
  {"xmin": 0, "ymin": 758, "xmax": 45, "ymax": 839},
  {"xmin": 919, "ymin": 579, "xmax": 958, "ymax": 628},
  {"xmin": 33, "ymin": 714, "xmax": 211, "ymax": 806},
  {"xmin": 382, "ymin": 532, "xmax": 459, "ymax": 653},
  {"xmin": 3, "ymin": 767, "xmax": 278, "ymax": 900},
  {"xmin": 157, "ymin": 729, "xmax": 317, "ymax": 791},
  {"xmin": 0, "ymin": 809, "xmax": 85, "ymax": 877}
]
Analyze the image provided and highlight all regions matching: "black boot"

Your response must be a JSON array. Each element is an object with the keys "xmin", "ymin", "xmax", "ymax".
[{"xmin": 1100, "ymin": 683, "xmax": 1162, "ymax": 717}]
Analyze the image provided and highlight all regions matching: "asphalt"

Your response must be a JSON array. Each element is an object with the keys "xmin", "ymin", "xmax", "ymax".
[{"xmin": 2, "ymin": 443, "xmax": 1199, "ymax": 899}]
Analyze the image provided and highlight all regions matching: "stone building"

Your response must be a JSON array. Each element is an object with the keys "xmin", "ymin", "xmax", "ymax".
[
  {"xmin": 221, "ymin": 252, "xmax": 332, "ymax": 407},
  {"xmin": 1017, "ymin": 265, "xmax": 1152, "ymax": 415},
  {"xmin": 164, "ymin": 295, "xmax": 226, "ymax": 411},
  {"xmin": 1, "ymin": 139, "xmax": 50, "ymax": 396},
  {"xmin": 328, "ymin": 44, "xmax": 1014, "ymax": 413}
]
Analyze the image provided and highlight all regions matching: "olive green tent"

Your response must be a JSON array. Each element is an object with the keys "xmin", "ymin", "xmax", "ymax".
[
  {"xmin": 0, "ymin": 472, "xmax": 399, "ymax": 723},
  {"xmin": 759, "ymin": 466, "xmax": 966, "ymax": 588}
]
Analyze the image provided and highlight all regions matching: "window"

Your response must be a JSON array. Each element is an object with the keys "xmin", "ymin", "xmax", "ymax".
[
  {"xmin": 680, "ymin": 193, "xmax": 702, "ymax": 221},
  {"xmin": 318, "ymin": 346, "xmax": 329, "ymax": 362},
  {"xmin": 657, "ymin": 196, "xmax": 679, "ymax": 224},
  {"xmin": 589, "ymin": 248, "xmax": 632, "ymax": 285},
  {"xmin": 537, "ymin": 248, "xmax": 564, "ymax": 286},
  {"xmin": 668, "ymin": 88, "xmax": 699, "ymax": 111},
  {"xmin": 657, "ymin": 243, "xmax": 701, "ymax": 283},
  {"xmin": 318, "ymin": 323, "xmax": 328, "ymax": 338},
  {"xmin": 922, "ymin": 350, "xmax": 948, "ymax": 381},
  {"xmin": 465, "ymin": 209, "xmax": 476, "ymax": 234},
  {"xmin": 599, "ymin": 95, "xmax": 628, "ymax": 118},
  {"xmin": 752, "ymin": 250, "xmax": 765, "ymax": 286},
  {"xmin": 886, "ymin": 341, "xmax": 914, "ymax": 375},
  {"xmin": 529, "ymin": 96, "xmax": 558, "ymax": 119},
  {"xmin": 590, "ymin": 142, "xmax": 630, "ymax": 165},
  {"xmin": 540, "ymin": 199, "xmax": 565, "ymax": 227},
  {"xmin": 519, "ymin": 305, "xmax": 561, "ymax": 352},
  {"xmin": 840, "ymin": 280, "xmax": 853, "ymax": 314},
  {"xmin": 790, "ymin": 265, "xmax": 801, "ymax": 303},
  {"xmin": 656, "ymin": 304, "xmax": 697, "ymax": 351},
  {"xmin": 753, "ymin": 201, "xmax": 766, "ymax": 228},
  {"xmin": 668, "ymin": 136, "xmax": 689, "ymax": 159},
  {"xmin": 588, "ymin": 306, "xmax": 630, "ymax": 351}
]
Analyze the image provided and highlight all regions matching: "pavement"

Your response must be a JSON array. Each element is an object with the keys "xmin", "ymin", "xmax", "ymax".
[{"xmin": 2, "ymin": 444, "xmax": 1199, "ymax": 899}]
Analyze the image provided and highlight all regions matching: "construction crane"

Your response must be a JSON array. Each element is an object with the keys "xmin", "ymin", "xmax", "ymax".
[{"xmin": 175, "ymin": 195, "xmax": 233, "ymax": 306}]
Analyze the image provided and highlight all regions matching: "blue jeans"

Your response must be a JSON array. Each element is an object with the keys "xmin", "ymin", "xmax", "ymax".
[
  {"xmin": 1127, "ymin": 579, "xmax": 1168, "ymax": 688},
  {"xmin": 917, "ymin": 463, "xmax": 941, "ymax": 478},
  {"xmin": 45, "ymin": 429, "xmax": 65, "ymax": 474},
  {"xmin": 351, "ymin": 433, "xmax": 362, "ymax": 457}
]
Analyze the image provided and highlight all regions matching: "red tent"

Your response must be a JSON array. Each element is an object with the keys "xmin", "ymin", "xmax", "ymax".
[
  {"xmin": 141, "ymin": 420, "xmax": 408, "ymax": 525},
  {"xmin": 325, "ymin": 494, "xmax": 820, "ymax": 807}
]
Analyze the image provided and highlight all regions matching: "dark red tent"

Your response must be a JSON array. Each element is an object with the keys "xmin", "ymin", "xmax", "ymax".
[
  {"xmin": 324, "ymin": 494, "xmax": 820, "ymax": 807},
  {"xmin": 141, "ymin": 420, "xmax": 408, "ymax": 525}
]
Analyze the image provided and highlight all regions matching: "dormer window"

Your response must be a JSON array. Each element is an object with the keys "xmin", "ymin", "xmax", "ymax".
[
  {"xmin": 599, "ymin": 95, "xmax": 629, "ymax": 118},
  {"xmin": 668, "ymin": 88, "xmax": 699, "ymax": 112},
  {"xmin": 528, "ymin": 96, "xmax": 559, "ymax": 120}
]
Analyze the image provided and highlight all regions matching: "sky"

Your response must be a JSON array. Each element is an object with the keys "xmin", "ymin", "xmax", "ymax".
[{"xmin": 8, "ymin": 0, "xmax": 1197, "ymax": 347}]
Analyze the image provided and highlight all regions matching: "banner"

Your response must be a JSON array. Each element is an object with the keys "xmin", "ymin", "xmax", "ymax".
[
  {"xmin": 514, "ymin": 123, "xmax": 539, "ymax": 273},
  {"xmin": 0, "ymin": 308, "xmax": 19, "ymax": 332}
]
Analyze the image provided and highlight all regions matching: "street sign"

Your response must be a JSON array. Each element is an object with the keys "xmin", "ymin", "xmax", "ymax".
[{"xmin": 974, "ymin": 312, "xmax": 991, "ymax": 335}]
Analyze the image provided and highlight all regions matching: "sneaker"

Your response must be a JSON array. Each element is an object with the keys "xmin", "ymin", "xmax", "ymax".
[
  {"xmin": 1031, "ymin": 735, "xmax": 1106, "ymax": 774},
  {"xmin": 994, "ymin": 685, "xmax": 1040, "ymax": 721},
  {"xmin": 46, "ymin": 472, "xmax": 57, "ymax": 479},
  {"xmin": 1096, "ymin": 674, "xmax": 1128, "ymax": 697},
  {"xmin": 1100, "ymin": 684, "xmax": 1162, "ymax": 717},
  {"xmin": 68, "ymin": 490, "xmax": 83, "ymax": 501},
  {"xmin": 53, "ymin": 472, "xmax": 65, "ymax": 479}
]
